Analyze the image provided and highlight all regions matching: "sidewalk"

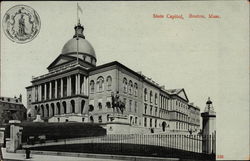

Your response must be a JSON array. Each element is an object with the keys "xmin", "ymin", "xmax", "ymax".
[{"xmin": 1, "ymin": 148, "xmax": 180, "ymax": 161}]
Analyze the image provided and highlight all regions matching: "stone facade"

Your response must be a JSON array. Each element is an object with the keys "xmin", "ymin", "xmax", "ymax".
[
  {"xmin": 0, "ymin": 96, "xmax": 26, "ymax": 124},
  {"xmin": 26, "ymin": 22, "xmax": 201, "ymax": 134}
]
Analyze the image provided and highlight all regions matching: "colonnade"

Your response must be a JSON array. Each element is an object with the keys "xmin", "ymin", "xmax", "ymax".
[{"xmin": 33, "ymin": 74, "xmax": 89, "ymax": 102}]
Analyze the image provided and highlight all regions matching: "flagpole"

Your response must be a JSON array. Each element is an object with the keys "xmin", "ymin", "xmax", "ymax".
[{"xmin": 76, "ymin": 2, "xmax": 79, "ymax": 65}]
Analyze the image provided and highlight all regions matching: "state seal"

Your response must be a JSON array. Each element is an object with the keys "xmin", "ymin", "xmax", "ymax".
[{"xmin": 2, "ymin": 5, "xmax": 41, "ymax": 44}]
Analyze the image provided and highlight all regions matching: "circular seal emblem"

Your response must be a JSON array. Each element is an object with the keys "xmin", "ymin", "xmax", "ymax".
[{"xmin": 2, "ymin": 5, "xmax": 41, "ymax": 43}]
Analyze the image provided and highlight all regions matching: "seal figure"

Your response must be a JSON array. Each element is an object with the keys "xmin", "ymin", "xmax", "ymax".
[{"xmin": 2, "ymin": 5, "xmax": 41, "ymax": 43}]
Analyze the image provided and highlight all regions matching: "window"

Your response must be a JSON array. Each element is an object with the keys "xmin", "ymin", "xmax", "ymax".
[
  {"xmin": 155, "ymin": 107, "xmax": 157, "ymax": 116},
  {"xmin": 129, "ymin": 100, "xmax": 132, "ymax": 112},
  {"xmin": 155, "ymin": 119, "xmax": 157, "ymax": 128},
  {"xmin": 135, "ymin": 117, "xmax": 138, "ymax": 125},
  {"xmin": 98, "ymin": 116, "xmax": 102, "ymax": 123},
  {"xmin": 144, "ymin": 88, "xmax": 148, "ymax": 101},
  {"xmin": 134, "ymin": 83, "xmax": 138, "ymax": 97},
  {"xmin": 106, "ymin": 76, "xmax": 112, "ymax": 90},
  {"xmin": 97, "ymin": 76, "xmax": 104, "ymax": 92},
  {"xmin": 150, "ymin": 91, "xmax": 153, "ymax": 103},
  {"xmin": 155, "ymin": 93, "xmax": 158, "ymax": 105},
  {"xmin": 144, "ymin": 104, "xmax": 147, "ymax": 114},
  {"xmin": 98, "ymin": 102, "xmax": 102, "ymax": 110},
  {"xmin": 144, "ymin": 117, "xmax": 147, "ymax": 127},
  {"xmin": 107, "ymin": 114, "xmax": 110, "ymax": 122},
  {"xmin": 128, "ymin": 80, "xmax": 133, "ymax": 94},
  {"xmin": 130, "ymin": 116, "xmax": 133, "ymax": 124},
  {"xmin": 90, "ymin": 80, "xmax": 95, "ymax": 93},
  {"xmin": 150, "ymin": 118, "xmax": 152, "ymax": 127},
  {"xmin": 123, "ymin": 78, "xmax": 128, "ymax": 93},
  {"xmin": 150, "ymin": 106, "xmax": 152, "ymax": 115},
  {"xmin": 106, "ymin": 101, "xmax": 111, "ymax": 108},
  {"xmin": 134, "ymin": 101, "xmax": 137, "ymax": 113}
]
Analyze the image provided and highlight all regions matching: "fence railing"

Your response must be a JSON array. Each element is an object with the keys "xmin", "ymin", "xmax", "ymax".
[{"xmin": 25, "ymin": 134, "xmax": 216, "ymax": 155}]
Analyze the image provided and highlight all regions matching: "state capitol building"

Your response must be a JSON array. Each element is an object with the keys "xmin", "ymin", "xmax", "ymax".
[{"xmin": 26, "ymin": 21, "xmax": 200, "ymax": 134}]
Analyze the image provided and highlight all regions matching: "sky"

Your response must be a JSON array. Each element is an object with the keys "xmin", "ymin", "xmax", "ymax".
[{"xmin": 1, "ymin": 1, "xmax": 249, "ymax": 160}]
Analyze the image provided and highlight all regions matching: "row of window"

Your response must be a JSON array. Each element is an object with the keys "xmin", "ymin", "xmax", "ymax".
[
  {"xmin": 90, "ymin": 76, "xmax": 112, "ymax": 93},
  {"xmin": 144, "ymin": 104, "xmax": 158, "ymax": 116},
  {"xmin": 176, "ymin": 122, "xmax": 189, "ymax": 130},
  {"xmin": 144, "ymin": 88, "xmax": 158, "ymax": 105},
  {"xmin": 123, "ymin": 78, "xmax": 138, "ymax": 96},
  {"xmin": 144, "ymin": 117, "xmax": 158, "ymax": 128}
]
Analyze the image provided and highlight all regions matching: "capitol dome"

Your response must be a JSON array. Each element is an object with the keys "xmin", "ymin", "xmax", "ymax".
[
  {"xmin": 62, "ymin": 38, "xmax": 96, "ymax": 58},
  {"xmin": 61, "ymin": 22, "xmax": 96, "ymax": 66}
]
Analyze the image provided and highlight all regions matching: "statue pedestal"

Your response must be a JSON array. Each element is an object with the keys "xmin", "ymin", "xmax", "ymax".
[
  {"xmin": 109, "ymin": 114, "xmax": 129, "ymax": 124},
  {"xmin": 105, "ymin": 114, "xmax": 131, "ymax": 134},
  {"xmin": 33, "ymin": 115, "xmax": 44, "ymax": 122}
]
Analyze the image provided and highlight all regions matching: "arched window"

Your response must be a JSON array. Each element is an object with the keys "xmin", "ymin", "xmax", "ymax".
[
  {"xmin": 123, "ymin": 78, "xmax": 127, "ymax": 93},
  {"xmin": 134, "ymin": 83, "xmax": 138, "ymax": 97},
  {"xmin": 81, "ymin": 100, "xmax": 85, "ymax": 114},
  {"xmin": 90, "ymin": 80, "xmax": 95, "ymax": 93},
  {"xmin": 97, "ymin": 76, "xmax": 104, "ymax": 92},
  {"xmin": 150, "ymin": 91, "xmax": 153, "ymax": 103},
  {"xmin": 56, "ymin": 102, "xmax": 60, "ymax": 115},
  {"xmin": 134, "ymin": 101, "xmax": 137, "ymax": 113},
  {"xmin": 62, "ymin": 101, "xmax": 67, "ymax": 114},
  {"xmin": 150, "ymin": 118, "xmax": 152, "ymax": 127},
  {"xmin": 155, "ymin": 93, "xmax": 158, "ymax": 105},
  {"xmin": 98, "ymin": 102, "xmax": 102, "ymax": 110},
  {"xmin": 128, "ymin": 80, "xmax": 133, "ymax": 94},
  {"xmin": 98, "ymin": 116, "xmax": 102, "ymax": 123},
  {"xmin": 106, "ymin": 76, "xmax": 112, "ymax": 90},
  {"xmin": 41, "ymin": 105, "xmax": 44, "ymax": 117},
  {"xmin": 70, "ymin": 100, "xmax": 75, "ymax": 113},
  {"xmin": 90, "ymin": 116, "xmax": 94, "ymax": 123},
  {"xmin": 107, "ymin": 114, "xmax": 110, "ymax": 122},
  {"xmin": 46, "ymin": 104, "xmax": 49, "ymax": 117},
  {"xmin": 144, "ymin": 88, "xmax": 147, "ymax": 101},
  {"xmin": 129, "ymin": 100, "xmax": 132, "ymax": 112},
  {"xmin": 51, "ymin": 103, "xmax": 55, "ymax": 116}
]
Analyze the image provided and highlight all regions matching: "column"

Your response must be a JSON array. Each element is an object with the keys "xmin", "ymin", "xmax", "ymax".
[
  {"xmin": 44, "ymin": 83, "xmax": 47, "ymax": 100},
  {"xmin": 49, "ymin": 82, "xmax": 52, "ymax": 99},
  {"xmin": 67, "ymin": 77, "xmax": 69, "ymax": 96},
  {"xmin": 38, "ymin": 85, "xmax": 41, "ymax": 101},
  {"xmin": 86, "ymin": 76, "xmax": 89, "ymax": 95},
  {"xmin": 61, "ymin": 78, "xmax": 63, "ymax": 97},
  {"xmin": 75, "ymin": 74, "xmax": 78, "ymax": 95},
  {"xmin": 55, "ymin": 80, "xmax": 58, "ymax": 98},
  {"xmin": 81, "ymin": 76, "xmax": 84, "ymax": 94},
  {"xmin": 69, "ymin": 76, "xmax": 72, "ymax": 96},
  {"xmin": 77, "ymin": 74, "xmax": 80, "ymax": 94},
  {"xmin": 83, "ymin": 76, "xmax": 86, "ymax": 95}
]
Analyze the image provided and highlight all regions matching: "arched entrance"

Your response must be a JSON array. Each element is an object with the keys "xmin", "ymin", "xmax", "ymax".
[
  {"xmin": 51, "ymin": 103, "xmax": 55, "ymax": 116},
  {"xmin": 70, "ymin": 100, "xmax": 75, "ymax": 113},
  {"xmin": 46, "ymin": 104, "xmax": 49, "ymax": 117},
  {"xmin": 62, "ymin": 101, "xmax": 67, "ymax": 114},
  {"xmin": 81, "ymin": 100, "xmax": 85, "ymax": 114},
  {"xmin": 162, "ymin": 121, "xmax": 166, "ymax": 132},
  {"xmin": 90, "ymin": 116, "xmax": 94, "ymax": 123},
  {"xmin": 56, "ymin": 102, "xmax": 61, "ymax": 115}
]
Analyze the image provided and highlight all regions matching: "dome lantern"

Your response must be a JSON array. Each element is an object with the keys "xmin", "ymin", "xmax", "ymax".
[
  {"xmin": 61, "ymin": 22, "xmax": 96, "ymax": 67},
  {"xmin": 73, "ymin": 22, "xmax": 85, "ymax": 39}
]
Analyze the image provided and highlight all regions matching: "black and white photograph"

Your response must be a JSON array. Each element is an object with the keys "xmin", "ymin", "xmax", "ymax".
[{"xmin": 0, "ymin": 1, "xmax": 249, "ymax": 161}]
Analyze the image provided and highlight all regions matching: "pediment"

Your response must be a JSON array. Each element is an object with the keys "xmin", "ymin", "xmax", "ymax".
[
  {"xmin": 177, "ymin": 89, "xmax": 189, "ymax": 102},
  {"xmin": 47, "ymin": 55, "xmax": 75, "ymax": 70}
]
